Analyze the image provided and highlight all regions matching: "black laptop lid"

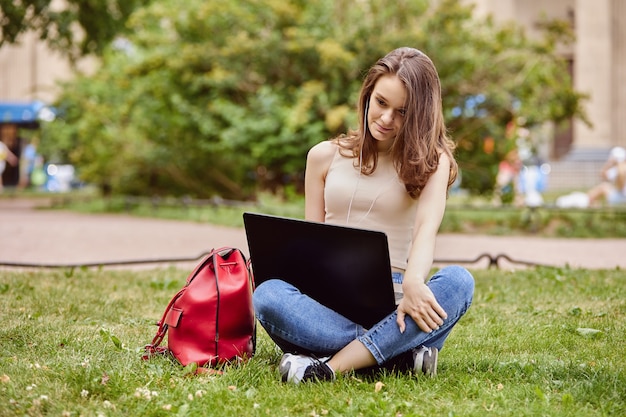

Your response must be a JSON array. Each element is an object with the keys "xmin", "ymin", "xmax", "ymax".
[{"xmin": 243, "ymin": 212, "xmax": 396, "ymax": 328}]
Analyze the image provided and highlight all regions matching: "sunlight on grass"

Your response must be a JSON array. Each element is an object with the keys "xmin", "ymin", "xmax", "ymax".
[{"xmin": 0, "ymin": 266, "xmax": 624, "ymax": 416}]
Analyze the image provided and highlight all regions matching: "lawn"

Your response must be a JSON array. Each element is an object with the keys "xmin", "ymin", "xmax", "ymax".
[
  {"xmin": 0, "ymin": 265, "xmax": 624, "ymax": 416},
  {"xmin": 42, "ymin": 193, "xmax": 626, "ymax": 238}
]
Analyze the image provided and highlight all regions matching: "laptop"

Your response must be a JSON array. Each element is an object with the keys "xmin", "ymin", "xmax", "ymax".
[{"xmin": 243, "ymin": 212, "xmax": 396, "ymax": 328}]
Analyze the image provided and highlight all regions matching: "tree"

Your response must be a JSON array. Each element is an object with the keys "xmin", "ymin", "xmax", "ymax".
[
  {"xmin": 0, "ymin": 0, "xmax": 151, "ymax": 61},
  {"xmin": 41, "ymin": 0, "xmax": 587, "ymax": 198}
]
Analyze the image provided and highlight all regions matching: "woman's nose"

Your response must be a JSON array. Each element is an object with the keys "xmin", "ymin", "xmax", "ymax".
[{"xmin": 381, "ymin": 109, "xmax": 394, "ymax": 124}]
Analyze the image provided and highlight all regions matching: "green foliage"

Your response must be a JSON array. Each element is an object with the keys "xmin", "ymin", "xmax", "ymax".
[
  {"xmin": 0, "ymin": 0, "xmax": 152, "ymax": 61},
  {"xmin": 41, "ymin": 0, "xmax": 587, "ymax": 198},
  {"xmin": 0, "ymin": 267, "xmax": 624, "ymax": 416}
]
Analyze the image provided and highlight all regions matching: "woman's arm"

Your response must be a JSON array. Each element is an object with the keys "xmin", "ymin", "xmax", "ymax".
[
  {"xmin": 396, "ymin": 152, "xmax": 451, "ymax": 333},
  {"xmin": 600, "ymin": 158, "xmax": 618, "ymax": 182},
  {"xmin": 304, "ymin": 141, "xmax": 336, "ymax": 222}
]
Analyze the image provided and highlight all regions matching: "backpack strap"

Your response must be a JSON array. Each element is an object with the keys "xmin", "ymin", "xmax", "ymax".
[{"xmin": 142, "ymin": 286, "xmax": 186, "ymax": 360}]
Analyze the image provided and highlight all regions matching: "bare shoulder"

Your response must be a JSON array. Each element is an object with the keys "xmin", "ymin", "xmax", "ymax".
[
  {"xmin": 438, "ymin": 152, "xmax": 451, "ymax": 168},
  {"xmin": 307, "ymin": 140, "xmax": 338, "ymax": 164}
]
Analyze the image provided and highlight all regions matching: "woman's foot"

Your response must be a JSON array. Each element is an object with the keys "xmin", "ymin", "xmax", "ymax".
[
  {"xmin": 413, "ymin": 346, "xmax": 438, "ymax": 377},
  {"xmin": 279, "ymin": 353, "xmax": 335, "ymax": 384}
]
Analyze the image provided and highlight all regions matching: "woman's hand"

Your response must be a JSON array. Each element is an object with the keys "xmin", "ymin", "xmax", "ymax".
[{"xmin": 396, "ymin": 280, "xmax": 447, "ymax": 333}]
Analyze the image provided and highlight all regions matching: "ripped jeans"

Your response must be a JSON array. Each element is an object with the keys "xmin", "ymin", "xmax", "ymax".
[{"xmin": 253, "ymin": 265, "xmax": 474, "ymax": 365}]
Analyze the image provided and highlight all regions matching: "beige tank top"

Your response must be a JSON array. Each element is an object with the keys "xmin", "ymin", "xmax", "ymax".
[{"xmin": 324, "ymin": 146, "xmax": 418, "ymax": 270}]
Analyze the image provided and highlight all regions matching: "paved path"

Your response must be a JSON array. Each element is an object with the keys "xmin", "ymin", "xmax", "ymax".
[{"xmin": 1, "ymin": 198, "xmax": 625, "ymax": 270}]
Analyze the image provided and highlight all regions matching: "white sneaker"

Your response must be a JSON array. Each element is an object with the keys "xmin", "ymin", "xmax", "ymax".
[
  {"xmin": 279, "ymin": 353, "xmax": 331, "ymax": 384},
  {"xmin": 413, "ymin": 346, "xmax": 438, "ymax": 377}
]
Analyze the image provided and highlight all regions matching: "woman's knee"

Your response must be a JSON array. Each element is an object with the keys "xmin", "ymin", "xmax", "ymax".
[
  {"xmin": 436, "ymin": 264, "xmax": 473, "ymax": 281},
  {"xmin": 252, "ymin": 279, "xmax": 288, "ymax": 314},
  {"xmin": 431, "ymin": 265, "xmax": 475, "ymax": 302}
]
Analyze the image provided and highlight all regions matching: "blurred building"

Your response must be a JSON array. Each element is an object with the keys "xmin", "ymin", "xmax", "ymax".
[
  {"xmin": 0, "ymin": 0, "xmax": 96, "ymax": 103},
  {"xmin": 469, "ymin": 0, "xmax": 626, "ymax": 190},
  {"xmin": 0, "ymin": 31, "xmax": 85, "ymax": 104}
]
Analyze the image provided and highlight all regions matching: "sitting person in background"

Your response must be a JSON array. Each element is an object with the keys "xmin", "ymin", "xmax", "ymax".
[
  {"xmin": 557, "ymin": 146, "xmax": 626, "ymax": 208},
  {"xmin": 587, "ymin": 146, "xmax": 626, "ymax": 206}
]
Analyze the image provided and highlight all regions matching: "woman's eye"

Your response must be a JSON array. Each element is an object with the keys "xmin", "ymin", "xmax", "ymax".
[
  {"xmin": 377, "ymin": 99, "xmax": 386, "ymax": 106},
  {"xmin": 398, "ymin": 109, "xmax": 406, "ymax": 117}
]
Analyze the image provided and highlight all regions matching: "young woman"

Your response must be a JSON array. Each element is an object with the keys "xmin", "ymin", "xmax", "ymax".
[{"xmin": 253, "ymin": 47, "xmax": 475, "ymax": 383}]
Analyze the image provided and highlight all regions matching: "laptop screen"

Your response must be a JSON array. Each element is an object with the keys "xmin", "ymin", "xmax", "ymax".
[{"xmin": 243, "ymin": 212, "xmax": 396, "ymax": 328}]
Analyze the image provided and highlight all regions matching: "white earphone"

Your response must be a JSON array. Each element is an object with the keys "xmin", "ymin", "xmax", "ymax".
[{"xmin": 346, "ymin": 98, "xmax": 368, "ymax": 223}]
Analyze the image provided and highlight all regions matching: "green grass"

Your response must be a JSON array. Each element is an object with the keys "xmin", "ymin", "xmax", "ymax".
[
  {"xmin": 1, "ymin": 266, "xmax": 624, "ymax": 416},
  {"xmin": 45, "ymin": 193, "xmax": 305, "ymax": 228},
  {"xmin": 440, "ymin": 205, "xmax": 626, "ymax": 238},
  {"xmin": 35, "ymin": 191, "xmax": 626, "ymax": 238}
]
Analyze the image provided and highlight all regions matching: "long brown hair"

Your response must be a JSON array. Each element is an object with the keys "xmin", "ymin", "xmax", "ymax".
[{"xmin": 335, "ymin": 47, "xmax": 458, "ymax": 198}]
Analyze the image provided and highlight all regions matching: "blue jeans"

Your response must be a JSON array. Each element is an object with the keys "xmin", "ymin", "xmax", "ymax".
[{"xmin": 253, "ymin": 265, "xmax": 474, "ymax": 365}]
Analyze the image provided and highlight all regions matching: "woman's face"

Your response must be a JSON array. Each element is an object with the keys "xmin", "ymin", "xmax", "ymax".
[{"xmin": 367, "ymin": 74, "xmax": 407, "ymax": 151}]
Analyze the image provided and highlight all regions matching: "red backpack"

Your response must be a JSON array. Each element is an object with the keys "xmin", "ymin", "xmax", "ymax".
[{"xmin": 144, "ymin": 247, "xmax": 255, "ymax": 368}]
